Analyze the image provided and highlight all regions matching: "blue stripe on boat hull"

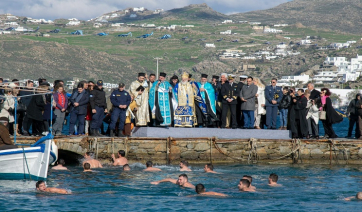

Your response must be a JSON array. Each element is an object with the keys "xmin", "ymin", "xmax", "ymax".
[{"xmin": 0, "ymin": 173, "xmax": 46, "ymax": 181}]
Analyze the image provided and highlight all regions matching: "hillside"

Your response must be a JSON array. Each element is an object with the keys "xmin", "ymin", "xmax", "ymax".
[
  {"xmin": 231, "ymin": 0, "xmax": 362, "ymax": 34},
  {"xmin": 0, "ymin": 38, "xmax": 144, "ymax": 84}
]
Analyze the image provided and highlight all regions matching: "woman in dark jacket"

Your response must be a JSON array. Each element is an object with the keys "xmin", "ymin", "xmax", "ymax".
[
  {"xmin": 26, "ymin": 85, "xmax": 48, "ymax": 136},
  {"xmin": 317, "ymin": 88, "xmax": 343, "ymax": 138},
  {"xmin": 68, "ymin": 83, "xmax": 90, "ymax": 135}
]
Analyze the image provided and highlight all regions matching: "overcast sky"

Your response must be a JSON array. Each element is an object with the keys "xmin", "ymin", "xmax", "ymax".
[{"xmin": 0, "ymin": 0, "xmax": 291, "ymax": 20}]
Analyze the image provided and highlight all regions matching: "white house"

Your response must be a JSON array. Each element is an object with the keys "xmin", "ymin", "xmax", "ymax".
[
  {"xmin": 130, "ymin": 14, "xmax": 137, "ymax": 18},
  {"xmin": 4, "ymin": 22, "xmax": 18, "ymax": 26},
  {"xmin": 111, "ymin": 23, "xmax": 123, "ymax": 27},
  {"xmin": 249, "ymin": 22, "xmax": 261, "ymax": 25},
  {"xmin": 110, "ymin": 13, "xmax": 119, "ymax": 18},
  {"xmin": 276, "ymin": 43, "xmax": 287, "ymax": 49},
  {"xmin": 274, "ymin": 24, "xmax": 288, "ymax": 27},
  {"xmin": 220, "ymin": 30, "xmax": 232, "ymax": 35},
  {"xmin": 205, "ymin": 43, "xmax": 215, "ymax": 48},
  {"xmin": 182, "ymin": 25, "xmax": 194, "ymax": 27},
  {"xmin": 300, "ymin": 40, "xmax": 312, "ymax": 45},
  {"xmin": 154, "ymin": 9, "xmax": 164, "ymax": 14},
  {"xmin": 7, "ymin": 16, "xmax": 18, "ymax": 20},
  {"xmin": 347, "ymin": 41, "xmax": 356, "ymax": 44},
  {"xmin": 93, "ymin": 23, "xmax": 102, "ymax": 28},
  {"xmin": 133, "ymin": 7, "xmax": 145, "ymax": 12},
  {"xmin": 264, "ymin": 28, "xmax": 282, "ymax": 33},
  {"xmin": 68, "ymin": 18, "xmax": 78, "ymax": 21},
  {"xmin": 15, "ymin": 26, "xmax": 28, "ymax": 32},
  {"xmin": 66, "ymin": 21, "xmax": 80, "ymax": 26},
  {"xmin": 313, "ymin": 71, "xmax": 338, "ymax": 84},
  {"xmin": 222, "ymin": 20, "xmax": 233, "ymax": 24},
  {"xmin": 277, "ymin": 74, "xmax": 310, "ymax": 86}
]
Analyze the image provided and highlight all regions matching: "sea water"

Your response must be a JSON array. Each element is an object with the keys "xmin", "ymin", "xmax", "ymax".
[{"xmin": 0, "ymin": 163, "xmax": 361, "ymax": 211}]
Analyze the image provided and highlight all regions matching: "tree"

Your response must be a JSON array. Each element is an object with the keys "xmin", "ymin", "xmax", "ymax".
[
  {"xmin": 330, "ymin": 93, "xmax": 341, "ymax": 103},
  {"xmin": 347, "ymin": 89, "xmax": 361, "ymax": 101}
]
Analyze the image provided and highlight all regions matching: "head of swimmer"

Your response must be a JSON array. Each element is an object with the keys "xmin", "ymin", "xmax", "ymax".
[
  {"xmin": 146, "ymin": 161, "xmax": 153, "ymax": 168},
  {"xmin": 123, "ymin": 164, "xmax": 131, "ymax": 171},
  {"xmin": 268, "ymin": 173, "xmax": 278, "ymax": 184},
  {"xmin": 195, "ymin": 184, "xmax": 205, "ymax": 194},
  {"xmin": 118, "ymin": 150, "xmax": 126, "ymax": 158},
  {"xmin": 84, "ymin": 163, "xmax": 91, "ymax": 170},
  {"xmin": 84, "ymin": 152, "xmax": 94, "ymax": 159},
  {"xmin": 238, "ymin": 179, "xmax": 250, "ymax": 190},
  {"xmin": 177, "ymin": 174, "xmax": 188, "ymax": 186},
  {"xmin": 179, "ymin": 160, "xmax": 188, "ymax": 168},
  {"xmin": 242, "ymin": 175, "xmax": 252, "ymax": 184},
  {"xmin": 36, "ymin": 181, "xmax": 46, "ymax": 192},
  {"xmin": 204, "ymin": 164, "xmax": 213, "ymax": 172}
]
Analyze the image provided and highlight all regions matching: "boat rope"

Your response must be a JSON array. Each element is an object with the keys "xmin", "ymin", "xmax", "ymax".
[
  {"xmin": 213, "ymin": 140, "xmax": 245, "ymax": 162},
  {"xmin": 248, "ymin": 138, "xmax": 258, "ymax": 164},
  {"xmin": 270, "ymin": 139, "xmax": 301, "ymax": 162},
  {"xmin": 22, "ymin": 147, "xmax": 32, "ymax": 180}
]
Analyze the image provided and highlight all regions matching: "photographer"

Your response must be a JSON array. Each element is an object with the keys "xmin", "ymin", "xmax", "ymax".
[
  {"xmin": 278, "ymin": 87, "xmax": 291, "ymax": 130},
  {"xmin": 305, "ymin": 90, "xmax": 320, "ymax": 139}
]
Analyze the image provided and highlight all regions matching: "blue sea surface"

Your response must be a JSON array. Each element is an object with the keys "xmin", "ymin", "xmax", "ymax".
[{"xmin": 0, "ymin": 163, "xmax": 361, "ymax": 211}]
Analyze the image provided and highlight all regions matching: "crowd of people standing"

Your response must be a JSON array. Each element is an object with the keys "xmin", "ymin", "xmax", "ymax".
[{"xmin": 0, "ymin": 74, "xmax": 345, "ymax": 139}]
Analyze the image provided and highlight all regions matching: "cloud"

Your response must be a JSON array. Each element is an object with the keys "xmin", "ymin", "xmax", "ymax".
[{"xmin": 0, "ymin": 0, "xmax": 290, "ymax": 20}]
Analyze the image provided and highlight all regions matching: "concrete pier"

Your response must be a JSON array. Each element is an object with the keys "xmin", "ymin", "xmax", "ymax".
[{"xmin": 13, "ymin": 130, "xmax": 362, "ymax": 165}]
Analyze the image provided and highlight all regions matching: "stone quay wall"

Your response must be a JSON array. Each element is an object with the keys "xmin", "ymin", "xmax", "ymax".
[{"xmin": 14, "ymin": 136, "xmax": 362, "ymax": 165}]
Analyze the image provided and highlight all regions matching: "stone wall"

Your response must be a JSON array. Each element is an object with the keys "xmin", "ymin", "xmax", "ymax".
[{"xmin": 14, "ymin": 136, "xmax": 362, "ymax": 165}]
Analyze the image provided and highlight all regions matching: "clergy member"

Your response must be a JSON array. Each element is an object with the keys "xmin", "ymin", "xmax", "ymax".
[
  {"xmin": 174, "ymin": 72, "xmax": 196, "ymax": 127},
  {"xmin": 129, "ymin": 73, "xmax": 150, "ymax": 126},
  {"xmin": 149, "ymin": 72, "xmax": 175, "ymax": 127},
  {"xmin": 196, "ymin": 74, "xmax": 218, "ymax": 127}
]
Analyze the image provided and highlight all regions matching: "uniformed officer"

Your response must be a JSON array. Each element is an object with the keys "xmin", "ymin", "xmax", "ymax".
[
  {"xmin": 109, "ymin": 83, "xmax": 131, "ymax": 137},
  {"xmin": 265, "ymin": 78, "xmax": 283, "ymax": 129},
  {"xmin": 220, "ymin": 74, "xmax": 239, "ymax": 129},
  {"xmin": 89, "ymin": 80, "xmax": 107, "ymax": 136}
]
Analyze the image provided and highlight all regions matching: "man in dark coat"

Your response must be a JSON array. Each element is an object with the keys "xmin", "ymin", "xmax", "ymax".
[
  {"xmin": 26, "ymin": 84, "xmax": 48, "ymax": 136},
  {"xmin": 18, "ymin": 80, "xmax": 35, "ymax": 136},
  {"xmin": 69, "ymin": 83, "xmax": 90, "ymax": 135},
  {"xmin": 89, "ymin": 80, "xmax": 107, "ymax": 136},
  {"xmin": 346, "ymin": 94, "xmax": 361, "ymax": 138},
  {"xmin": 291, "ymin": 89, "xmax": 308, "ymax": 138},
  {"xmin": 307, "ymin": 83, "xmax": 320, "ymax": 100},
  {"xmin": 220, "ymin": 75, "xmax": 239, "ymax": 129}
]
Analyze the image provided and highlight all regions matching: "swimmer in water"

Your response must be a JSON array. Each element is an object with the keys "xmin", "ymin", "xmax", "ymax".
[
  {"xmin": 83, "ymin": 152, "xmax": 103, "ymax": 168},
  {"xmin": 204, "ymin": 164, "xmax": 218, "ymax": 174},
  {"xmin": 195, "ymin": 184, "xmax": 227, "ymax": 197},
  {"xmin": 345, "ymin": 192, "xmax": 362, "ymax": 201},
  {"xmin": 36, "ymin": 181, "xmax": 70, "ymax": 194},
  {"xmin": 123, "ymin": 164, "xmax": 131, "ymax": 171},
  {"xmin": 151, "ymin": 174, "xmax": 195, "ymax": 189},
  {"xmin": 180, "ymin": 160, "xmax": 191, "ymax": 172},
  {"xmin": 242, "ymin": 175, "xmax": 256, "ymax": 190},
  {"xmin": 268, "ymin": 173, "xmax": 281, "ymax": 187},
  {"xmin": 144, "ymin": 161, "xmax": 162, "ymax": 172},
  {"xmin": 51, "ymin": 159, "xmax": 68, "ymax": 170},
  {"xmin": 238, "ymin": 179, "xmax": 255, "ymax": 192},
  {"xmin": 111, "ymin": 150, "xmax": 128, "ymax": 166},
  {"xmin": 83, "ymin": 162, "xmax": 92, "ymax": 172}
]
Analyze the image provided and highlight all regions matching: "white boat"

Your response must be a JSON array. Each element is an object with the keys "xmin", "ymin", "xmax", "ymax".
[{"xmin": 0, "ymin": 134, "xmax": 58, "ymax": 180}]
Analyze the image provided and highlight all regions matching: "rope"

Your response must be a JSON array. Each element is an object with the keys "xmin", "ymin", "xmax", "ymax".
[
  {"xmin": 248, "ymin": 138, "xmax": 258, "ymax": 164},
  {"xmin": 269, "ymin": 139, "xmax": 301, "ymax": 162},
  {"xmin": 213, "ymin": 140, "xmax": 246, "ymax": 162},
  {"xmin": 22, "ymin": 148, "xmax": 32, "ymax": 180}
]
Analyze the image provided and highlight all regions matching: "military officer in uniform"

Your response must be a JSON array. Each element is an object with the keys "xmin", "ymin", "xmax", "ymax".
[
  {"xmin": 109, "ymin": 83, "xmax": 132, "ymax": 137},
  {"xmin": 265, "ymin": 78, "xmax": 283, "ymax": 129},
  {"xmin": 221, "ymin": 75, "xmax": 239, "ymax": 129}
]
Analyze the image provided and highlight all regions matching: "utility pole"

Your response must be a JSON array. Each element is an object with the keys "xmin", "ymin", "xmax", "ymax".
[{"xmin": 154, "ymin": 57, "xmax": 162, "ymax": 78}]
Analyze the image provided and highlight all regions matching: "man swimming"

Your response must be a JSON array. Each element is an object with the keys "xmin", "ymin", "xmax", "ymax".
[
  {"xmin": 238, "ymin": 179, "xmax": 255, "ymax": 192},
  {"xmin": 151, "ymin": 174, "xmax": 195, "ymax": 189},
  {"xmin": 111, "ymin": 150, "xmax": 128, "ymax": 166},
  {"xmin": 268, "ymin": 173, "xmax": 281, "ymax": 186},
  {"xmin": 195, "ymin": 184, "xmax": 227, "ymax": 197},
  {"xmin": 204, "ymin": 164, "xmax": 218, "ymax": 174},
  {"xmin": 36, "ymin": 181, "xmax": 70, "ymax": 194},
  {"xmin": 83, "ymin": 163, "xmax": 92, "ymax": 172},
  {"xmin": 144, "ymin": 161, "xmax": 162, "ymax": 172},
  {"xmin": 345, "ymin": 192, "xmax": 362, "ymax": 201},
  {"xmin": 51, "ymin": 159, "xmax": 68, "ymax": 170},
  {"xmin": 123, "ymin": 164, "xmax": 131, "ymax": 171},
  {"xmin": 180, "ymin": 160, "xmax": 192, "ymax": 172},
  {"xmin": 83, "ymin": 152, "xmax": 103, "ymax": 168},
  {"xmin": 242, "ymin": 175, "xmax": 256, "ymax": 189}
]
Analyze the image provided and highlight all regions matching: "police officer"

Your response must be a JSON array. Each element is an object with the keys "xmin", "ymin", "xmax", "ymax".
[
  {"xmin": 109, "ymin": 83, "xmax": 131, "ymax": 137},
  {"xmin": 220, "ymin": 74, "xmax": 239, "ymax": 129},
  {"xmin": 265, "ymin": 78, "xmax": 283, "ymax": 129},
  {"xmin": 89, "ymin": 80, "xmax": 107, "ymax": 136}
]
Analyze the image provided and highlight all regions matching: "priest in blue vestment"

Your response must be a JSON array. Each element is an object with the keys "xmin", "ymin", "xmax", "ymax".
[
  {"xmin": 196, "ymin": 74, "xmax": 218, "ymax": 127},
  {"xmin": 149, "ymin": 72, "xmax": 174, "ymax": 127}
]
